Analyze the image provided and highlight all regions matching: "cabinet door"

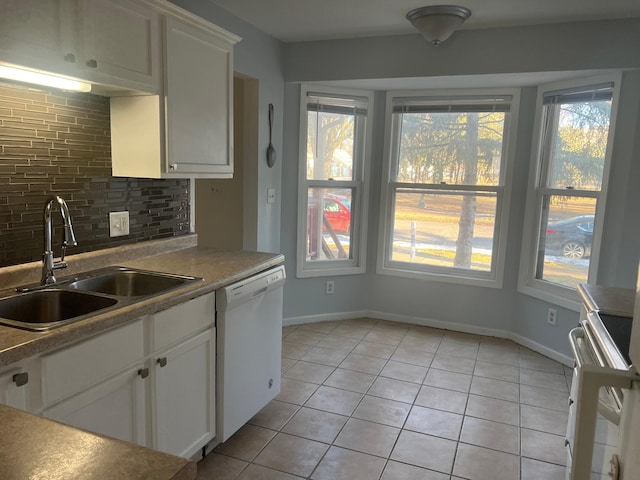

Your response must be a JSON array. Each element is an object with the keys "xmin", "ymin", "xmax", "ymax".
[
  {"xmin": 0, "ymin": 0, "xmax": 75, "ymax": 75},
  {"xmin": 165, "ymin": 17, "xmax": 233, "ymax": 176},
  {"xmin": 43, "ymin": 366, "xmax": 148, "ymax": 446},
  {"xmin": 0, "ymin": 368, "xmax": 29, "ymax": 410},
  {"xmin": 154, "ymin": 328, "xmax": 215, "ymax": 458},
  {"xmin": 79, "ymin": 0, "xmax": 159, "ymax": 92}
]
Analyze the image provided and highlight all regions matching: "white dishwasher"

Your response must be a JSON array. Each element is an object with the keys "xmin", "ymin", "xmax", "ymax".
[{"xmin": 216, "ymin": 265, "xmax": 285, "ymax": 442}]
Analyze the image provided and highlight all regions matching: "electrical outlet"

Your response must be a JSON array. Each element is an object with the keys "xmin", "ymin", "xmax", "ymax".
[
  {"xmin": 109, "ymin": 211, "xmax": 130, "ymax": 237},
  {"xmin": 325, "ymin": 280, "xmax": 334, "ymax": 295},
  {"xmin": 547, "ymin": 308, "xmax": 557, "ymax": 325}
]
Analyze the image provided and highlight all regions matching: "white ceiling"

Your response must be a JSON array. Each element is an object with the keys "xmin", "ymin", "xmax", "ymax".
[{"xmin": 209, "ymin": 0, "xmax": 640, "ymax": 42}]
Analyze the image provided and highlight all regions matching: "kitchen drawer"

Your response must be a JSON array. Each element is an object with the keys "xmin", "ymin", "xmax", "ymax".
[
  {"xmin": 41, "ymin": 319, "xmax": 144, "ymax": 406},
  {"xmin": 152, "ymin": 293, "xmax": 215, "ymax": 351}
]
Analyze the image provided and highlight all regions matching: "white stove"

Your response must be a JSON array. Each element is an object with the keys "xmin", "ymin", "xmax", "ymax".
[{"xmin": 567, "ymin": 283, "xmax": 639, "ymax": 479}]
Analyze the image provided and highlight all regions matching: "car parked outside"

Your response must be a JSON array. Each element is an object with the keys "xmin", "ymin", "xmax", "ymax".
[
  {"xmin": 308, "ymin": 193, "xmax": 352, "ymax": 234},
  {"xmin": 545, "ymin": 215, "xmax": 594, "ymax": 258}
]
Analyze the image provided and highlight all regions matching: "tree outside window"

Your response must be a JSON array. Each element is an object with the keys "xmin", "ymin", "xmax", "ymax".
[
  {"xmin": 297, "ymin": 87, "xmax": 372, "ymax": 278},
  {"xmin": 380, "ymin": 92, "xmax": 517, "ymax": 286},
  {"xmin": 533, "ymin": 86, "xmax": 614, "ymax": 290}
]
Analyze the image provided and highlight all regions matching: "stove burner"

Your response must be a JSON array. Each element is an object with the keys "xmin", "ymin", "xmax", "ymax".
[{"xmin": 598, "ymin": 313, "xmax": 632, "ymax": 366}]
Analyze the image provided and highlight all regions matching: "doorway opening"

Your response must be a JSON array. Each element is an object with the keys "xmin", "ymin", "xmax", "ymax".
[{"xmin": 195, "ymin": 74, "xmax": 259, "ymax": 250}]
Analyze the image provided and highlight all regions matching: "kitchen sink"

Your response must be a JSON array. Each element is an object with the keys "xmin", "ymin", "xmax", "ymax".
[
  {"xmin": 68, "ymin": 268, "xmax": 198, "ymax": 297},
  {"xmin": 3, "ymin": 267, "xmax": 203, "ymax": 331},
  {"xmin": 0, "ymin": 290, "xmax": 118, "ymax": 331}
]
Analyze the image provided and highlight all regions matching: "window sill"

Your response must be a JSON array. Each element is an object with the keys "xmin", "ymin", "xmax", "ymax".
[
  {"xmin": 517, "ymin": 282, "xmax": 581, "ymax": 312},
  {"xmin": 377, "ymin": 264, "xmax": 503, "ymax": 289},
  {"xmin": 296, "ymin": 264, "xmax": 366, "ymax": 278}
]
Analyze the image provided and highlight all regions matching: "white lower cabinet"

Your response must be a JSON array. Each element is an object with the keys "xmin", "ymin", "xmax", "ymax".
[
  {"xmin": 34, "ymin": 292, "xmax": 216, "ymax": 458},
  {"xmin": 153, "ymin": 328, "xmax": 215, "ymax": 458},
  {"xmin": 0, "ymin": 366, "xmax": 30, "ymax": 410},
  {"xmin": 43, "ymin": 365, "xmax": 148, "ymax": 446}
]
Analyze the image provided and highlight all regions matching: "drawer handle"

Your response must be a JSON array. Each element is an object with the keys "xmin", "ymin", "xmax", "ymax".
[
  {"xmin": 64, "ymin": 53, "xmax": 76, "ymax": 63},
  {"xmin": 157, "ymin": 357, "xmax": 167, "ymax": 368},
  {"xmin": 86, "ymin": 59, "xmax": 98, "ymax": 68},
  {"xmin": 138, "ymin": 368, "xmax": 149, "ymax": 379},
  {"xmin": 12, "ymin": 372, "xmax": 28, "ymax": 387},
  {"xmin": 568, "ymin": 398, "xmax": 574, "ymax": 406},
  {"xmin": 565, "ymin": 438, "xmax": 570, "ymax": 447}
]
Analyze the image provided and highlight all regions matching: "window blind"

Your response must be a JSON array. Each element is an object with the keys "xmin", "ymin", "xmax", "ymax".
[
  {"xmin": 307, "ymin": 92, "xmax": 368, "ymax": 115},
  {"xmin": 392, "ymin": 95, "xmax": 512, "ymax": 114},
  {"xmin": 543, "ymin": 82, "xmax": 614, "ymax": 105}
]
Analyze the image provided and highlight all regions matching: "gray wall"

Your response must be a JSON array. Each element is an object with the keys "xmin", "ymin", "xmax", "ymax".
[
  {"xmin": 279, "ymin": 19, "xmax": 640, "ymax": 357},
  {"xmin": 284, "ymin": 20, "xmax": 640, "ymax": 82},
  {"xmin": 177, "ymin": 2, "xmax": 640, "ymax": 358}
]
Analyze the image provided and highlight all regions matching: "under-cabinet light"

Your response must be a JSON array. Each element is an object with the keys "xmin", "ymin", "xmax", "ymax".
[{"xmin": 0, "ymin": 64, "xmax": 91, "ymax": 92}]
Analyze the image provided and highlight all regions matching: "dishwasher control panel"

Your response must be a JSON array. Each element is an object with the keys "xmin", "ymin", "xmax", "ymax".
[{"xmin": 218, "ymin": 266, "xmax": 286, "ymax": 307}]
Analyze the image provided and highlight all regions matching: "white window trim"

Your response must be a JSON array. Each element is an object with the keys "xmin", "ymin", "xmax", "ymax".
[
  {"xmin": 517, "ymin": 73, "xmax": 622, "ymax": 311},
  {"xmin": 376, "ymin": 88, "xmax": 521, "ymax": 288},
  {"xmin": 296, "ymin": 85, "xmax": 374, "ymax": 278}
]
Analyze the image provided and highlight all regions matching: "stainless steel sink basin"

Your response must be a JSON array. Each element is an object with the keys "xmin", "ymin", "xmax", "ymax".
[
  {"xmin": 2, "ymin": 267, "xmax": 203, "ymax": 332},
  {"xmin": 0, "ymin": 290, "xmax": 118, "ymax": 331},
  {"xmin": 68, "ymin": 268, "xmax": 201, "ymax": 297}
]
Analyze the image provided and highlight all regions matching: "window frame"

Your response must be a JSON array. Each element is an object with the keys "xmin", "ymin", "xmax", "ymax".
[
  {"xmin": 518, "ymin": 74, "xmax": 622, "ymax": 310},
  {"xmin": 376, "ymin": 88, "xmax": 521, "ymax": 288},
  {"xmin": 296, "ymin": 85, "xmax": 374, "ymax": 278}
]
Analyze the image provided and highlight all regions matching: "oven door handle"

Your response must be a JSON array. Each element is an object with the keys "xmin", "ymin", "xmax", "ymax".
[
  {"xmin": 568, "ymin": 326, "xmax": 623, "ymax": 425},
  {"xmin": 568, "ymin": 327, "xmax": 588, "ymax": 369}
]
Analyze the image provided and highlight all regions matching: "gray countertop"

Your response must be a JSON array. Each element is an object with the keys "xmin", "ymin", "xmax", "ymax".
[
  {"xmin": 0, "ymin": 236, "xmax": 285, "ymax": 480},
  {"xmin": 0, "ymin": 405, "xmax": 196, "ymax": 480},
  {"xmin": 578, "ymin": 283, "xmax": 635, "ymax": 317},
  {"xmin": 0, "ymin": 237, "xmax": 284, "ymax": 366}
]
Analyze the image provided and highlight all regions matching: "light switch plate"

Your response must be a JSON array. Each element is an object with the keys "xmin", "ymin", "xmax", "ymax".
[{"xmin": 109, "ymin": 211, "xmax": 130, "ymax": 237}]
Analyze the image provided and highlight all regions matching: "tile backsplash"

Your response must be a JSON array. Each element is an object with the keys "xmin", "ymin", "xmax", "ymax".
[{"xmin": 0, "ymin": 81, "xmax": 190, "ymax": 268}]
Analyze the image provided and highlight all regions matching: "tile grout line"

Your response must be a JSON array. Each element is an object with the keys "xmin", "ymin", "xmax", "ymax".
[{"xmin": 206, "ymin": 319, "xmax": 570, "ymax": 480}]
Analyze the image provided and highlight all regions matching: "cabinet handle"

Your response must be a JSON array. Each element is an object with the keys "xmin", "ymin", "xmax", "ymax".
[
  {"xmin": 157, "ymin": 357, "xmax": 167, "ymax": 368},
  {"xmin": 86, "ymin": 59, "xmax": 98, "ymax": 68},
  {"xmin": 64, "ymin": 53, "xmax": 76, "ymax": 63},
  {"xmin": 169, "ymin": 163, "xmax": 178, "ymax": 171},
  {"xmin": 568, "ymin": 397, "xmax": 574, "ymax": 406},
  {"xmin": 12, "ymin": 372, "xmax": 28, "ymax": 387},
  {"xmin": 138, "ymin": 368, "xmax": 149, "ymax": 379}
]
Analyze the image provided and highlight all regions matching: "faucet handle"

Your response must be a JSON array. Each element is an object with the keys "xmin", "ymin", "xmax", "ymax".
[{"xmin": 60, "ymin": 244, "xmax": 67, "ymax": 262}]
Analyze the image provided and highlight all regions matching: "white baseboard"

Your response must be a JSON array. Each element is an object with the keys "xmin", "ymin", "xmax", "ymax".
[
  {"xmin": 284, "ymin": 309, "xmax": 573, "ymax": 366},
  {"xmin": 366, "ymin": 310, "xmax": 510, "ymax": 339},
  {"xmin": 283, "ymin": 310, "xmax": 369, "ymax": 327},
  {"xmin": 509, "ymin": 332, "xmax": 573, "ymax": 367}
]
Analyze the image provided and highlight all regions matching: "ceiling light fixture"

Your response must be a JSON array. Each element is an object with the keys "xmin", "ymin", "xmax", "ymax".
[
  {"xmin": 0, "ymin": 64, "xmax": 91, "ymax": 92},
  {"xmin": 406, "ymin": 5, "xmax": 471, "ymax": 46}
]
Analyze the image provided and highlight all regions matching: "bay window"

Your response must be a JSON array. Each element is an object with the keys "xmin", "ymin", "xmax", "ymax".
[
  {"xmin": 378, "ymin": 90, "xmax": 520, "ymax": 287},
  {"xmin": 296, "ymin": 86, "xmax": 373, "ymax": 277},
  {"xmin": 519, "ymin": 76, "xmax": 620, "ymax": 307}
]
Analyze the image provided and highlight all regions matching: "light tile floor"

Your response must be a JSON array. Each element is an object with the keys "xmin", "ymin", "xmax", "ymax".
[{"xmin": 196, "ymin": 318, "xmax": 572, "ymax": 480}]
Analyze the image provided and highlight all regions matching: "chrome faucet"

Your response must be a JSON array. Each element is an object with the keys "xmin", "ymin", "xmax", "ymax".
[{"xmin": 41, "ymin": 196, "xmax": 77, "ymax": 285}]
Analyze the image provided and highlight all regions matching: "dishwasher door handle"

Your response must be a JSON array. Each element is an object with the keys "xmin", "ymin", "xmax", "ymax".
[{"xmin": 251, "ymin": 286, "xmax": 268, "ymax": 299}]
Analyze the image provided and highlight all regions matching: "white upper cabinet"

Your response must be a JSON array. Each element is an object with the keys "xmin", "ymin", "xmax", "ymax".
[
  {"xmin": 110, "ymin": 4, "xmax": 240, "ymax": 178},
  {"xmin": 76, "ymin": 0, "xmax": 160, "ymax": 92},
  {"xmin": 0, "ymin": 0, "xmax": 160, "ymax": 93},
  {"xmin": 164, "ymin": 16, "xmax": 235, "ymax": 176},
  {"xmin": 0, "ymin": 0, "xmax": 73, "ymax": 71},
  {"xmin": 0, "ymin": 0, "xmax": 73, "ymax": 75},
  {"xmin": 0, "ymin": 0, "xmax": 240, "ymax": 178}
]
